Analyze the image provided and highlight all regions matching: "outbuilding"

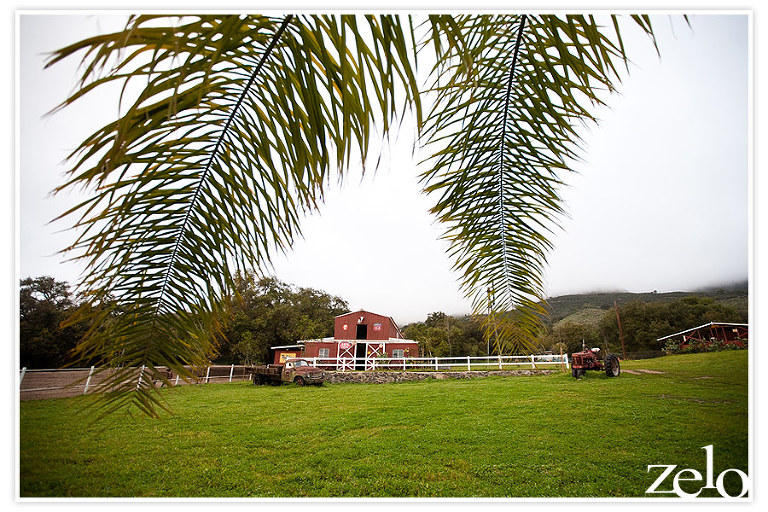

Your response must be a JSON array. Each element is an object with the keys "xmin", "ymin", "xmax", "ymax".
[
  {"xmin": 656, "ymin": 321, "xmax": 748, "ymax": 349},
  {"xmin": 270, "ymin": 310, "xmax": 420, "ymax": 370}
]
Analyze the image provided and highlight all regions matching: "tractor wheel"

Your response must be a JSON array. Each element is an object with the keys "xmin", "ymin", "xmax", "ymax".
[
  {"xmin": 294, "ymin": 376, "xmax": 305, "ymax": 386},
  {"xmin": 604, "ymin": 354, "xmax": 621, "ymax": 377},
  {"xmin": 571, "ymin": 366, "xmax": 579, "ymax": 378}
]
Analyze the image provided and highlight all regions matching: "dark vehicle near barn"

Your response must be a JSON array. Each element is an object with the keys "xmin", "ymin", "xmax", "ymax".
[
  {"xmin": 570, "ymin": 346, "xmax": 621, "ymax": 379},
  {"xmin": 250, "ymin": 358, "xmax": 324, "ymax": 386}
]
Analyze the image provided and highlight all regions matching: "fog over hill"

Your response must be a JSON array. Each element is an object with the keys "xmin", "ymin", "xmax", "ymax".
[{"xmin": 541, "ymin": 281, "xmax": 748, "ymax": 326}]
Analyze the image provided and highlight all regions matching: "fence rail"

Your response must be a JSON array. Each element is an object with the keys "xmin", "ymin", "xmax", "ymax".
[
  {"xmin": 18, "ymin": 364, "xmax": 252, "ymax": 400},
  {"xmin": 305, "ymin": 353, "xmax": 569, "ymax": 372},
  {"xmin": 19, "ymin": 354, "xmax": 568, "ymax": 400}
]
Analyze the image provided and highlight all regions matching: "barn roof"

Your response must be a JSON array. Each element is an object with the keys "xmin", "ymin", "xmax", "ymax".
[
  {"xmin": 335, "ymin": 309, "xmax": 394, "ymax": 320},
  {"xmin": 297, "ymin": 337, "xmax": 419, "ymax": 344}
]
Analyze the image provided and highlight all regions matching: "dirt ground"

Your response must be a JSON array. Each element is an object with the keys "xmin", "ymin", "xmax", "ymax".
[
  {"xmin": 621, "ymin": 369, "xmax": 667, "ymax": 375},
  {"xmin": 19, "ymin": 366, "xmax": 251, "ymax": 401}
]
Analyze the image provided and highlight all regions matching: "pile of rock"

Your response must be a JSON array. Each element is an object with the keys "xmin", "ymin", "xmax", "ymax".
[{"xmin": 323, "ymin": 369, "xmax": 556, "ymax": 384}]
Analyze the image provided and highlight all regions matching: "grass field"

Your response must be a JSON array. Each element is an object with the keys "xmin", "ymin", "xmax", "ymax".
[{"xmin": 19, "ymin": 351, "xmax": 749, "ymax": 498}]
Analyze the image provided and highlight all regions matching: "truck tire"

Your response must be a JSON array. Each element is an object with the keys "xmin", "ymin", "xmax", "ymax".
[
  {"xmin": 294, "ymin": 376, "xmax": 305, "ymax": 386},
  {"xmin": 604, "ymin": 354, "xmax": 620, "ymax": 377}
]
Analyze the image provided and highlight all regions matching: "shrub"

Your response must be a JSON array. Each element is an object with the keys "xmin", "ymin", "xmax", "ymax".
[{"xmin": 664, "ymin": 337, "xmax": 748, "ymax": 355}]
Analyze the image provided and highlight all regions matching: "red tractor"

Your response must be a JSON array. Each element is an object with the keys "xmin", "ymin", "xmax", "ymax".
[{"xmin": 570, "ymin": 345, "xmax": 621, "ymax": 378}]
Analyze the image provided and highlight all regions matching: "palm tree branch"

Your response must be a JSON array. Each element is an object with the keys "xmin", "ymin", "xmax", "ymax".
[
  {"xmin": 497, "ymin": 15, "xmax": 528, "ymax": 302},
  {"xmin": 50, "ymin": 14, "xmax": 421, "ymax": 416},
  {"xmin": 154, "ymin": 15, "xmax": 294, "ymax": 320},
  {"xmin": 420, "ymin": 14, "xmax": 647, "ymax": 353}
]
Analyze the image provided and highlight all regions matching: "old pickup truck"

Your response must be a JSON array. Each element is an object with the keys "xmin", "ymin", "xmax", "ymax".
[{"xmin": 251, "ymin": 358, "xmax": 325, "ymax": 386}]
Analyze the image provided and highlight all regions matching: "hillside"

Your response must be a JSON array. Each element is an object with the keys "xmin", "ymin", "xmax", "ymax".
[
  {"xmin": 541, "ymin": 283, "xmax": 748, "ymax": 326},
  {"xmin": 552, "ymin": 308, "xmax": 606, "ymax": 329}
]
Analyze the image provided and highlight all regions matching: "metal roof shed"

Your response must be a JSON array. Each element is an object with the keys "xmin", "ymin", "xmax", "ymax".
[{"xmin": 656, "ymin": 322, "xmax": 748, "ymax": 346}]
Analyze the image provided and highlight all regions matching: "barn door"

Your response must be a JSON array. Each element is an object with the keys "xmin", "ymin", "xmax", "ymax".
[
  {"xmin": 354, "ymin": 342, "xmax": 367, "ymax": 370},
  {"xmin": 336, "ymin": 342, "xmax": 355, "ymax": 371},
  {"xmin": 365, "ymin": 342, "xmax": 385, "ymax": 371}
]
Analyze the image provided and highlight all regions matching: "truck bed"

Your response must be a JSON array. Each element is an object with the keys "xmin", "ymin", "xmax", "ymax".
[
  {"xmin": 252, "ymin": 364, "xmax": 282, "ymax": 376},
  {"xmin": 251, "ymin": 364, "xmax": 283, "ymax": 384}
]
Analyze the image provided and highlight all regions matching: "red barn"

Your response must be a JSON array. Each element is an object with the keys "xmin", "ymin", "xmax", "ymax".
[
  {"xmin": 271, "ymin": 310, "xmax": 419, "ymax": 370},
  {"xmin": 334, "ymin": 310, "xmax": 404, "ymax": 341}
]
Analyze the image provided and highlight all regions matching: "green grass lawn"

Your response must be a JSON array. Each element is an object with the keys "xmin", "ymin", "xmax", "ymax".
[{"xmin": 19, "ymin": 351, "xmax": 749, "ymax": 498}]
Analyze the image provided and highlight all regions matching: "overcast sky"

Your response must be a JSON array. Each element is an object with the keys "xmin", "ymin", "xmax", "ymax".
[{"xmin": 17, "ymin": 11, "xmax": 750, "ymax": 325}]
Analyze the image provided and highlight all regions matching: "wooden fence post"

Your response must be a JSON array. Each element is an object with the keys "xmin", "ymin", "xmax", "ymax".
[{"xmin": 530, "ymin": 354, "xmax": 536, "ymax": 369}]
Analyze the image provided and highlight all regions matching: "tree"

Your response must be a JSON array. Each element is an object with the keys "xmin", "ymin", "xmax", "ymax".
[
  {"xmin": 217, "ymin": 273, "xmax": 348, "ymax": 364},
  {"xmin": 47, "ymin": 14, "xmax": 658, "ymax": 415},
  {"xmin": 542, "ymin": 321, "xmax": 601, "ymax": 355},
  {"xmin": 20, "ymin": 276, "xmax": 83, "ymax": 368},
  {"xmin": 596, "ymin": 296, "xmax": 744, "ymax": 353},
  {"xmin": 403, "ymin": 312, "xmax": 505, "ymax": 357},
  {"xmin": 231, "ymin": 331, "xmax": 260, "ymax": 366}
]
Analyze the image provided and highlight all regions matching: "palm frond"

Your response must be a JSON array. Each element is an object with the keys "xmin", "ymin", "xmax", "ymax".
[
  {"xmin": 47, "ymin": 13, "xmax": 658, "ymax": 414},
  {"xmin": 420, "ymin": 15, "xmax": 640, "ymax": 353},
  {"xmin": 52, "ymin": 14, "xmax": 420, "ymax": 416}
]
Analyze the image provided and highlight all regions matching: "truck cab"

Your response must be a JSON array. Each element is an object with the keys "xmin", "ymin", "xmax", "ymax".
[
  {"xmin": 251, "ymin": 358, "xmax": 325, "ymax": 386},
  {"xmin": 282, "ymin": 358, "xmax": 324, "ymax": 385}
]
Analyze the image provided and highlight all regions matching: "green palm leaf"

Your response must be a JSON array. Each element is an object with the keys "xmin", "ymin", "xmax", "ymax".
[
  {"xmin": 52, "ymin": 14, "xmax": 420, "ymax": 416},
  {"xmin": 46, "ymin": 13, "xmax": 656, "ymax": 415},
  {"xmin": 420, "ymin": 15, "xmax": 652, "ymax": 353}
]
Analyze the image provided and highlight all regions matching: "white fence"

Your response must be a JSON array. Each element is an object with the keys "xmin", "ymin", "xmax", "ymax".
[
  {"xmin": 305, "ymin": 353, "xmax": 569, "ymax": 372},
  {"xmin": 18, "ymin": 364, "xmax": 251, "ymax": 400},
  {"xmin": 19, "ymin": 354, "xmax": 568, "ymax": 399}
]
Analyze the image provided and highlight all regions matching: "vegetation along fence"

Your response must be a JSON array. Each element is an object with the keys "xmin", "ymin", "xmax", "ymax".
[{"xmin": 19, "ymin": 354, "xmax": 568, "ymax": 400}]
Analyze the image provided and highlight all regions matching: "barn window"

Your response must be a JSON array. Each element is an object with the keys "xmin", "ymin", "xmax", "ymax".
[
  {"xmin": 318, "ymin": 348, "xmax": 330, "ymax": 358},
  {"xmin": 392, "ymin": 349, "xmax": 405, "ymax": 358}
]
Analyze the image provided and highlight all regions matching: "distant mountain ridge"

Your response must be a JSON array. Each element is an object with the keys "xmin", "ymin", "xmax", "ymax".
[{"xmin": 541, "ymin": 282, "xmax": 748, "ymax": 326}]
